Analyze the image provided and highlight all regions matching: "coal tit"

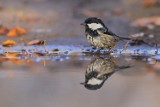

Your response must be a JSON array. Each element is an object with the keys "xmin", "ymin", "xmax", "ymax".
[{"xmin": 81, "ymin": 17, "xmax": 131, "ymax": 52}]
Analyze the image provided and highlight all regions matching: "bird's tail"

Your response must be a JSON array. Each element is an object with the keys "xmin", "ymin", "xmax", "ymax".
[{"xmin": 118, "ymin": 36, "xmax": 153, "ymax": 47}]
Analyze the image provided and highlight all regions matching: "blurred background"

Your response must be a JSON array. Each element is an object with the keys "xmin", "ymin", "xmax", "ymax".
[
  {"xmin": 0, "ymin": 0, "xmax": 160, "ymax": 44},
  {"xmin": 0, "ymin": 0, "xmax": 160, "ymax": 107}
]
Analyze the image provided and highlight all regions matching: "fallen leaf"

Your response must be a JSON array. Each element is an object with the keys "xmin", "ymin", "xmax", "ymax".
[
  {"xmin": 143, "ymin": 0, "xmax": 157, "ymax": 7},
  {"xmin": 152, "ymin": 16, "xmax": 160, "ymax": 26},
  {"xmin": 0, "ymin": 25, "xmax": 9, "ymax": 35},
  {"xmin": 130, "ymin": 32, "xmax": 145, "ymax": 38},
  {"xmin": 131, "ymin": 16, "xmax": 160, "ymax": 27},
  {"xmin": 27, "ymin": 39, "xmax": 45, "ymax": 45},
  {"xmin": 19, "ymin": 17, "xmax": 42, "ymax": 22},
  {"xmin": 34, "ymin": 52, "xmax": 46, "ymax": 56},
  {"xmin": 7, "ymin": 26, "xmax": 27, "ymax": 37},
  {"xmin": 53, "ymin": 48, "xmax": 59, "ymax": 51},
  {"xmin": 2, "ymin": 40, "xmax": 16, "ymax": 47},
  {"xmin": 112, "ymin": 7, "xmax": 122, "ymax": 15},
  {"xmin": 82, "ymin": 10, "xmax": 101, "ymax": 17}
]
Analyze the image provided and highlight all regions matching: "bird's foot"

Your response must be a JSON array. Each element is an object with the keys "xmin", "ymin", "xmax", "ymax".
[
  {"xmin": 108, "ymin": 48, "xmax": 115, "ymax": 54},
  {"xmin": 94, "ymin": 49, "xmax": 101, "ymax": 54}
]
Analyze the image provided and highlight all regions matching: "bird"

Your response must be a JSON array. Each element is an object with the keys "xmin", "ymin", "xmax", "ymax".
[
  {"xmin": 81, "ymin": 57, "xmax": 130, "ymax": 90},
  {"xmin": 81, "ymin": 17, "xmax": 131, "ymax": 52}
]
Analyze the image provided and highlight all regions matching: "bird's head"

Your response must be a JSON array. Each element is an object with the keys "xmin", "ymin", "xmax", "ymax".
[{"xmin": 81, "ymin": 17, "xmax": 106, "ymax": 31}]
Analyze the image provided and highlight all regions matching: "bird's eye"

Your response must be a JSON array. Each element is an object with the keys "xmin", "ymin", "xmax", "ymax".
[{"xmin": 93, "ymin": 31, "xmax": 98, "ymax": 35}]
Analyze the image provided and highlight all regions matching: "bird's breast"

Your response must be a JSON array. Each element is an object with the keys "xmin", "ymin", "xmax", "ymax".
[{"xmin": 86, "ymin": 33, "xmax": 116, "ymax": 49}]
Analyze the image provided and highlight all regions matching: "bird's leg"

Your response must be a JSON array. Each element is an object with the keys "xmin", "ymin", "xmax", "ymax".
[
  {"xmin": 108, "ymin": 48, "xmax": 114, "ymax": 54},
  {"xmin": 155, "ymin": 43, "xmax": 159, "ymax": 54},
  {"xmin": 95, "ymin": 49, "xmax": 101, "ymax": 54}
]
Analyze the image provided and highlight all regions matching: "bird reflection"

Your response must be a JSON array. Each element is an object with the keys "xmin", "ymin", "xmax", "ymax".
[{"xmin": 81, "ymin": 57, "xmax": 131, "ymax": 90}]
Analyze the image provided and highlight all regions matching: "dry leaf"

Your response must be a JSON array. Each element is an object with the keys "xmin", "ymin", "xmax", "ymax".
[
  {"xmin": 34, "ymin": 52, "xmax": 46, "ymax": 56},
  {"xmin": 143, "ymin": 0, "xmax": 157, "ymax": 7},
  {"xmin": 0, "ymin": 25, "xmax": 9, "ymax": 35},
  {"xmin": 7, "ymin": 26, "xmax": 27, "ymax": 37},
  {"xmin": 130, "ymin": 32, "xmax": 145, "ymax": 38},
  {"xmin": 112, "ymin": 7, "xmax": 122, "ymax": 15},
  {"xmin": 82, "ymin": 10, "xmax": 101, "ymax": 17},
  {"xmin": 131, "ymin": 16, "xmax": 160, "ymax": 27},
  {"xmin": 2, "ymin": 40, "xmax": 16, "ymax": 47},
  {"xmin": 27, "ymin": 39, "xmax": 45, "ymax": 45},
  {"xmin": 151, "ymin": 16, "xmax": 160, "ymax": 26}
]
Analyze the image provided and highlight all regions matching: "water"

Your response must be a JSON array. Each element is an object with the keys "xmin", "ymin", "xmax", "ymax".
[
  {"xmin": 0, "ymin": 51, "xmax": 160, "ymax": 107},
  {"xmin": 0, "ymin": 0, "xmax": 160, "ymax": 106}
]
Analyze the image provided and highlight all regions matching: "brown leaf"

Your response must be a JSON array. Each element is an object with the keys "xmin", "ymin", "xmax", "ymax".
[
  {"xmin": 112, "ymin": 7, "xmax": 122, "ymax": 15},
  {"xmin": 7, "ymin": 26, "xmax": 27, "ymax": 37},
  {"xmin": 27, "ymin": 39, "xmax": 45, "ymax": 45},
  {"xmin": 4, "ymin": 53, "xmax": 19, "ymax": 60},
  {"xmin": 143, "ymin": 0, "xmax": 157, "ymax": 7},
  {"xmin": 34, "ymin": 52, "xmax": 46, "ymax": 56},
  {"xmin": 130, "ymin": 33, "xmax": 145, "ymax": 38},
  {"xmin": 0, "ymin": 25, "xmax": 9, "ymax": 35},
  {"xmin": 2, "ymin": 40, "xmax": 16, "ymax": 47},
  {"xmin": 82, "ymin": 10, "xmax": 101, "ymax": 17},
  {"xmin": 131, "ymin": 16, "xmax": 160, "ymax": 27},
  {"xmin": 151, "ymin": 16, "xmax": 160, "ymax": 26}
]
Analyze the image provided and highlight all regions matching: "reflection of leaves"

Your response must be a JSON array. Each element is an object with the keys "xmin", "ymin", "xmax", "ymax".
[
  {"xmin": 27, "ymin": 39, "xmax": 45, "ymax": 45},
  {"xmin": 3, "ymin": 53, "xmax": 25, "ymax": 64},
  {"xmin": 7, "ymin": 26, "xmax": 27, "ymax": 37},
  {"xmin": 2, "ymin": 40, "xmax": 16, "ymax": 47},
  {"xmin": 10, "ymin": 59, "xmax": 25, "ymax": 64},
  {"xmin": 146, "ymin": 60, "xmax": 160, "ymax": 73},
  {"xmin": 5, "ymin": 52, "xmax": 19, "ymax": 58}
]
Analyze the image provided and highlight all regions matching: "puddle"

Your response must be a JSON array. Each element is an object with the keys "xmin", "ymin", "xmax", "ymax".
[
  {"xmin": 0, "ymin": 0, "xmax": 160, "ymax": 106},
  {"xmin": 0, "ymin": 34, "xmax": 160, "ymax": 107},
  {"xmin": 0, "ymin": 53, "xmax": 160, "ymax": 107}
]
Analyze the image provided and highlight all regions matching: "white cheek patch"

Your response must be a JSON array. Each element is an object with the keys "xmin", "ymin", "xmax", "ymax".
[
  {"xmin": 87, "ymin": 78, "xmax": 103, "ymax": 85},
  {"xmin": 87, "ymin": 23, "xmax": 103, "ymax": 30}
]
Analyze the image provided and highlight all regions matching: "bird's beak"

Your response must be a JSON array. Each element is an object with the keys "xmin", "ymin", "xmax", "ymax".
[
  {"xmin": 80, "ymin": 82, "xmax": 85, "ymax": 85},
  {"xmin": 80, "ymin": 23, "xmax": 86, "ymax": 26}
]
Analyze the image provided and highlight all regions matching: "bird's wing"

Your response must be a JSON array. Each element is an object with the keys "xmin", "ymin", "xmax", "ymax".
[
  {"xmin": 104, "ymin": 28, "xmax": 131, "ymax": 40},
  {"xmin": 97, "ymin": 28, "xmax": 118, "ymax": 37},
  {"xmin": 97, "ymin": 28, "xmax": 119, "ymax": 41},
  {"xmin": 106, "ymin": 30, "xmax": 118, "ymax": 37}
]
